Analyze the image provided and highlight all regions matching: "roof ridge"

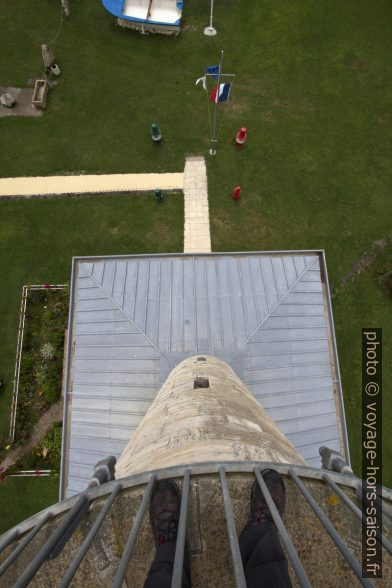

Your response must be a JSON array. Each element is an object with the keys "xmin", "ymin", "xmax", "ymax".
[
  {"xmin": 79, "ymin": 263, "xmax": 176, "ymax": 369},
  {"xmin": 239, "ymin": 256, "xmax": 320, "ymax": 350}
]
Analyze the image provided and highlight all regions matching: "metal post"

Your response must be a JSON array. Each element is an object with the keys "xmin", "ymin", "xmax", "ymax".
[
  {"xmin": 61, "ymin": 0, "xmax": 70, "ymax": 17},
  {"xmin": 112, "ymin": 475, "xmax": 156, "ymax": 588},
  {"xmin": 204, "ymin": 0, "xmax": 217, "ymax": 36},
  {"xmin": 172, "ymin": 469, "xmax": 191, "ymax": 588},
  {"xmin": 0, "ymin": 530, "xmax": 21, "ymax": 557},
  {"xmin": 323, "ymin": 474, "xmax": 392, "ymax": 555},
  {"xmin": 355, "ymin": 480, "xmax": 392, "ymax": 532},
  {"xmin": 219, "ymin": 466, "xmax": 247, "ymax": 588},
  {"xmin": 210, "ymin": 50, "xmax": 224, "ymax": 155},
  {"xmin": 253, "ymin": 468, "xmax": 311, "ymax": 587},
  {"xmin": 60, "ymin": 484, "xmax": 122, "ymax": 587},
  {"xmin": 14, "ymin": 495, "xmax": 90, "ymax": 588},
  {"xmin": 0, "ymin": 512, "xmax": 52, "ymax": 577},
  {"xmin": 289, "ymin": 469, "xmax": 374, "ymax": 588}
]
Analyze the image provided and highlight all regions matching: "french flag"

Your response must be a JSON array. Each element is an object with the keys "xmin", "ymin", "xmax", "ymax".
[{"xmin": 210, "ymin": 83, "xmax": 231, "ymax": 103}]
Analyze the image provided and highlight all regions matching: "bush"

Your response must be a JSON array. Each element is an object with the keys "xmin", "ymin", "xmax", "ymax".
[
  {"xmin": 42, "ymin": 380, "xmax": 59, "ymax": 404},
  {"xmin": 21, "ymin": 351, "xmax": 35, "ymax": 373},
  {"xmin": 13, "ymin": 422, "xmax": 63, "ymax": 472},
  {"xmin": 42, "ymin": 422, "xmax": 62, "ymax": 463},
  {"xmin": 47, "ymin": 330, "xmax": 65, "ymax": 349}
]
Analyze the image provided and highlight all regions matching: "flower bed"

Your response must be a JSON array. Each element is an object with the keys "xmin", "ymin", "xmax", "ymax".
[
  {"xmin": 11, "ymin": 422, "xmax": 62, "ymax": 473},
  {"xmin": 14, "ymin": 287, "xmax": 68, "ymax": 443}
]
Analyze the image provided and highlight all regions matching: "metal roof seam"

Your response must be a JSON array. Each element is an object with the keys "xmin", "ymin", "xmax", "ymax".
[
  {"xmin": 62, "ymin": 253, "xmax": 345, "ymax": 495},
  {"xmin": 239, "ymin": 257, "xmax": 321, "ymax": 350},
  {"xmin": 79, "ymin": 262, "xmax": 175, "ymax": 369}
]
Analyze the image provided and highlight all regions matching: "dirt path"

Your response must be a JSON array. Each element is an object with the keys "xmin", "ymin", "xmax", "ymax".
[
  {"xmin": 332, "ymin": 238, "xmax": 388, "ymax": 297},
  {"xmin": 0, "ymin": 399, "xmax": 63, "ymax": 475}
]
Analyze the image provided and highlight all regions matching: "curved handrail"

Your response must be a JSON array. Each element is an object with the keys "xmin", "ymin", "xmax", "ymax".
[{"xmin": 2, "ymin": 460, "xmax": 391, "ymax": 550}]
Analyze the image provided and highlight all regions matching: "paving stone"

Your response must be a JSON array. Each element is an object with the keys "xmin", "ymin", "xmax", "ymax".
[
  {"xmin": 0, "ymin": 155, "xmax": 211, "ymax": 256},
  {"xmin": 0, "ymin": 172, "xmax": 184, "ymax": 197}
]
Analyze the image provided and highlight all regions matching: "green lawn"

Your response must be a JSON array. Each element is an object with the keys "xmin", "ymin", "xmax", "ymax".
[
  {"xmin": 0, "ymin": 194, "xmax": 183, "ymax": 439},
  {"xmin": 0, "ymin": 0, "xmax": 391, "ymax": 503},
  {"xmin": 0, "ymin": 476, "xmax": 59, "ymax": 535}
]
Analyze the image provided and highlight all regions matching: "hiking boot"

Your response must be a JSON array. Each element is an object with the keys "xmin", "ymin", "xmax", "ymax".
[
  {"xmin": 149, "ymin": 480, "xmax": 181, "ymax": 547},
  {"xmin": 241, "ymin": 469, "xmax": 286, "ymax": 537}
]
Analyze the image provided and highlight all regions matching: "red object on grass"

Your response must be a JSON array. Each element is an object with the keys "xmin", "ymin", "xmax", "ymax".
[
  {"xmin": 233, "ymin": 186, "xmax": 241, "ymax": 200},
  {"xmin": 236, "ymin": 127, "xmax": 247, "ymax": 144},
  {"xmin": 43, "ymin": 283, "xmax": 51, "ymax": 289}
]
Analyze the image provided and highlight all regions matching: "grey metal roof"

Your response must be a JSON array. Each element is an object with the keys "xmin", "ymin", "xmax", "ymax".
[{"xmin": 61, "ymin": 252, "xmax": 349, "ymax": 497}]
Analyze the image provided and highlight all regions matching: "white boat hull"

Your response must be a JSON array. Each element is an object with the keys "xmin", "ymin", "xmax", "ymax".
[{"xmin": 122, "ymin": 0, "xmax": 181, "ymax": 25}]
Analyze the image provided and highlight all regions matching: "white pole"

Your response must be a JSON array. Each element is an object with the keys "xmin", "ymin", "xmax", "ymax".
[
  {"xmin": 209, "ymin": 50, "xmax": 224, "ymax": 155},
  {"xmin": 204, "ymin": 0, "xmax": 217, "ymax": 36}
]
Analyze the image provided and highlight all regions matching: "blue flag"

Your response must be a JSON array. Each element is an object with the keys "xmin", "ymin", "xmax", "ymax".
[{"xmin": 204, "ymin": 65, "xmax": 220, "ymax": 80}]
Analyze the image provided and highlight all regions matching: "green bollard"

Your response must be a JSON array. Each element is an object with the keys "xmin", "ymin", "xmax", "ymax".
[
  {"xmin": 151, "ymin": 123, "xmax": 161, "ymax": 142},
  {"xmin": 155, "ymin": 189, "xmax": 163, "ymax": 202}
]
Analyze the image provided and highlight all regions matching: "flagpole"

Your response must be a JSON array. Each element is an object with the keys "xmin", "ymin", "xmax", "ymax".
[
  {"xmin": 204, "ymin": 0, "xmax": 217, "ymax": 36},
  {"xmin": 210, "ymin": 50, "xmax": 224, "ymax": 155}
]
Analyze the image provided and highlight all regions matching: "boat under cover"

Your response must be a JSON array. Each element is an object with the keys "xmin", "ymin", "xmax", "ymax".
[{"xmin": 102, "ymin": 0, "xmax": 183, "ymax": 26}]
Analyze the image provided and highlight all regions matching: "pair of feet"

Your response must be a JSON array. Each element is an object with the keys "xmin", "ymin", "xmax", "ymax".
[{"xmin": 149, "ymin": 469, "xmax": 286, "ymax": 547}]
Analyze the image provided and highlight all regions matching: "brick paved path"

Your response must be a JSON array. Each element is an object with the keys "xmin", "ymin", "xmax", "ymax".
[
  {"xmin": 0, "ymin": 158, "xmax": 213, "ymax": 476},
  {"xmin": 183, "ymin": 156, "xmax": 211, "ymax": 253},
  {"xmin": 0, "ymin": 172, "xmax": 183, "ymax": 197},
  {"xmin": 0, "ymin": 157, "xmax": 212, "ymax": 252}
]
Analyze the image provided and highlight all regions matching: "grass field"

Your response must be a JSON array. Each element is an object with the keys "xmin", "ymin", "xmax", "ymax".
[
  {"xmin": 0, "ymin": 194, "xmax": 183, "ymax": 437},
  {"xmin": 0, "ymin": 0, "xmax": 391, "ymax": 521},
  {"xmin": 0, "ymin": 476, "xmax": 59, "ymax": 535}
]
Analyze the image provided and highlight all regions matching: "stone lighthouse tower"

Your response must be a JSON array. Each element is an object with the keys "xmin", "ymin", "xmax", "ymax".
[{"xmin": 115, "ymin": 355, "xmax": 306, "ymax": 478}]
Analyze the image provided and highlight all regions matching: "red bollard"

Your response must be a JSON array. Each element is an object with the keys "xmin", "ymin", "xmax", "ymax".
[
  {"xmin": 236, "ymin": 127, "xmax": 247, "ymax": 145},
  {"xmin": 233, "ymin": 186, "xmax": 241, "ymax": 200}
]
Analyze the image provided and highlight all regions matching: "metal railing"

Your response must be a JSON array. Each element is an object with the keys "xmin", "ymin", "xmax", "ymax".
[{"xmin": 0, "ymin": 461, "xmax": 391, "ymax": 587}]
